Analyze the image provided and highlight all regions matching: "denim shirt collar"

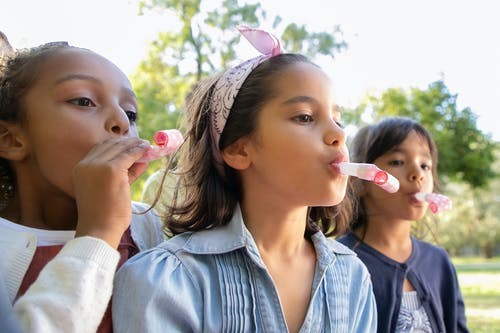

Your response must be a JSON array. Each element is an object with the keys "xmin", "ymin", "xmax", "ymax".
[{"xmin": 181, "ymin": 204, "xmax": 354, "ymax": 270}]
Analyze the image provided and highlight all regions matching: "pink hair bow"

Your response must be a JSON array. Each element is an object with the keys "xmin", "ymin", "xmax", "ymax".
[
  {"xmin": 210, "ymin": 25, "xmax": 283, "ymax": 174},
  {"xmin": 237, "ymin": 25, "xmax": 282, "ymax": 57}
]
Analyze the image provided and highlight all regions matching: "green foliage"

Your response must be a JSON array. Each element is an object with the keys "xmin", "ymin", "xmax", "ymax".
[
  {"xmin": 404, "ymin": 145, "xmax": 499, "ymax": 258},
  {"xmin": 281, "ymin": 23, "xmax": 347, "ymax": 58},
  {"xmin": 130, "ymin": 0, "xmax": 347, "ymax": 200},
  {"xmin": 343, "ymin": 82, "xmax": 499, "ymax": 258},
  {"xmin": 439, "ymin": 180, "xmax": 500, "ymax": 257},
  {"xmin": 126, "ymin": 2, "xmax": 498, "ymax": 260},
  {"xmin": 454, "ymin": 262, "xmax": 500, "ymax": 332},
  {"xmin": 346, "ymin": 80, "xmax": 497, "ymax": 188}
]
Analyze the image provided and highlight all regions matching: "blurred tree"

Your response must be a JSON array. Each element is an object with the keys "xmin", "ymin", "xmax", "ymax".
[
  {"xmin": 467, "ymin": 145, "xmax": 499, "ymax": 257},
  {"xmin": 345, "ymin": 80, "xmax": 497, "ymax": 188},
  {"xmin": 344, "ymin": 82, "xmax": 499, "ymax": 257},
  {"xmin": 130, "ymin": 0, "xmax": 347, "ymax": 200},
  {"xmin": 437, "ymin": 149, "xmax": 500, "ymax": 257}
]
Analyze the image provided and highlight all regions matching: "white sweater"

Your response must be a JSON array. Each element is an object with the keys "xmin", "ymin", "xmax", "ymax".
[{"xmin": 0, "ymin": 201, "xmax": 164, "ymax": 333}]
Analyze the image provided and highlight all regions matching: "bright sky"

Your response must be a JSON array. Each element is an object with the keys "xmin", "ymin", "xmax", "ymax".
[{"xmin": 1, "ymin": 0, "xmax": 498, "ymax": 141}]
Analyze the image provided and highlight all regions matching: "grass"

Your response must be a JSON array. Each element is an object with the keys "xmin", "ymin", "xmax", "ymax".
[{"xmin": 453, "ymin": 256, "xmax": 500, "ymax": 332}]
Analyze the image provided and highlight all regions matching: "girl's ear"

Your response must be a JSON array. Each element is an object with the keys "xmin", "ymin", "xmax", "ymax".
[
  {"xmin": 221, "ymin": 137, "xmax": 252, "ymax": 171},
  {"xmin": 0, "ymin": 121, "xmax": 28, "ymax": 161}
]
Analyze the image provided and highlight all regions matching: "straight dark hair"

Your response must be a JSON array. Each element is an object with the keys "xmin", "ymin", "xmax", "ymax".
[
  {"xmin": 348, "ymin": 116, "xmax": 439, "ymax": 233},
  {"xmin": 164, "ymin": 53, "xmax": 352, "ymax": 238}
]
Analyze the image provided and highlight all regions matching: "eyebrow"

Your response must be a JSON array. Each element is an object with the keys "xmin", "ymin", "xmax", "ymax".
[
  {"xmin": 388, "ymin": 146, "xmax": 432, "ymax": 158},
  {"xmin": 123, "ymin": 87, "xmax": 137, "ymax": 100},
  {"xmin": 387, "ymin": 147, "xmax": 404, "ymax": 154},
  {"xmin": 282, "ymin": 95, "xmax": 341, "ymax": 113},
  {"xmin": 54, "ymin": 74, "xmax": 137, "ymax": 100},
  {"xmin": 282, "ymin": 95, "xmax": 318, "ymax": 106},
  {"xmin": 55, "ymin": 73, "xmax": 100, "ymax": 85}
]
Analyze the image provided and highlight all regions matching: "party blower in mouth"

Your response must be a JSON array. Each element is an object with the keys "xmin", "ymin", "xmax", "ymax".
[
  {"xmin": 336, "ymin": 162, "xmax": 400, "ymax": 193},
  {"xmin": 137, "ymin": 129, "xmax": 184, "ymax": 163},
  {"xmin": 414, "ymin": 192, "xmax": 452, "ymax": 214}
]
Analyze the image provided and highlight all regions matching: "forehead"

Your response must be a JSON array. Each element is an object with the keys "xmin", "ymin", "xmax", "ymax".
[
  {"xmin": 393, "ymin": 131, "xmax": 432, "ymax": 156},
  {"xmin": 273, "ymin": 62, "xmax": 333, "ymax": 95},
  {"xmin": 34, "ymin": 48, "xmax": 131, "ymax": 89}
]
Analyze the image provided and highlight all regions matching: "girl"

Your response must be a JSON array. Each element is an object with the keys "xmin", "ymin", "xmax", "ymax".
[
  {"xmin": 0, "ymin": 37, "xmax": 163, "ymax": 332},
  {"xmin": 337, "ymin": 117, "xmax": 469, "ymax": 332},
  {"xmin": 113, "ymin": 26, "xmax": 376, "ymax": 332}
]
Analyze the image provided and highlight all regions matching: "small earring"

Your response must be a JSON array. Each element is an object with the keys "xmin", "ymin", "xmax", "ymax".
[{"xmin": 0, "ymin": 164, "xmax": 14, "ymax": 211}]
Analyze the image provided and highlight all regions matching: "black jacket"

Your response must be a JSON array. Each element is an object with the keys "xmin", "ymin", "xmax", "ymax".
[{"xmin": 338, "ymin": 232, "xmax": 469, "ymax": 333}]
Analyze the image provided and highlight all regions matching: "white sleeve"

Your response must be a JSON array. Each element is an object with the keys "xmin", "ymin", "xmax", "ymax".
[
  {"xmin": 12, "ymin": 236, "xmax": 120, "ymax": 333},
  {"xmin": 0, "ymin": 271, "xmax": 22, "ymax": 333}
]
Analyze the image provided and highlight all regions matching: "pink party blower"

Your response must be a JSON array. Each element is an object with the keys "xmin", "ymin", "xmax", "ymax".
[
  {"xmin": 414, "ymin": 192, "xmax": 452, "ymax": 214},
  {"xmin": 337, "ymin": 162, "xmax": 400, "ymax": 193},
  {"xmin": 137, "ymin": 129, "xmax": 184, "ymax": 163}
]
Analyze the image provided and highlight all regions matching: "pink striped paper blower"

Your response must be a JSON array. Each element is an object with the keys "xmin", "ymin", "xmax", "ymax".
[
  {"xmin": 337, "ymin": 162, "xmax": 400, "ymax": 193},
  {"xmin": 137, "ymin": 129, "xmax": 184, "ymax": 163}
]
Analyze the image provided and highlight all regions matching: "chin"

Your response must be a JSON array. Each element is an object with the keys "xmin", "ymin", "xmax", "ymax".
[
  {"xmin": 319, "ymin": 195, "xmax": 345, "ymax": 207},
  {"xmin": 309, "ymin": 186, "xmax": 346, "ymax": 207},
  {"xmin": 407, "ymin": 211, "xmax": 427, "ymax": 221}
]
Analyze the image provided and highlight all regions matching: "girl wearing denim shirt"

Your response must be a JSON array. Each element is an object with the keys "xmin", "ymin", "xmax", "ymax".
[{"xmin": 113, "ymin": 26, "xmax": 377, "ymax": 333}]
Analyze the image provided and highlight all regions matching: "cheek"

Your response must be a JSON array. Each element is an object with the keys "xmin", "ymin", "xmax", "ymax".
[
  {"xmin": 35, "ymin": 130, "xmax": 95, "ymax": 169},
  {"xmin": 363, "ymin": 182, "xmax": 393, "ymax": 201},
  {"xmin": 36, "ymin": 138, "xmax": 83, "ymax": 167},
  {"xmin": 423, "ymin": 177, "xmax": 434, "ymax": 192}
]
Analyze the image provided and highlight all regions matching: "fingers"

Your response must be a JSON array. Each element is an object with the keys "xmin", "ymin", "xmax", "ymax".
[
  {"xmin": 72, "ymin": 137, "xmax": 151, "ymax": 248},
  {"xmin": 128, "ymin": 162, "xmax": 148, "ymax": 184},
  {"xmin": 81, "ymin": 137, "xmax": 150, "ymax": 168},
  {"xmin": 73, "ymin": 137, "xmax": 151, "ymax": 193}
]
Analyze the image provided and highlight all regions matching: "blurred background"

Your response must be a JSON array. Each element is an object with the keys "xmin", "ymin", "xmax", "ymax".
[{"xmin": 2, "ymin": 1, "xmax": 498, "ymax": 330}]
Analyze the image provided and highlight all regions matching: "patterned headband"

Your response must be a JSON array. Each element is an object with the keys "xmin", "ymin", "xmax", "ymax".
[{"xmin": 210, "ymin": 25, "xmax": 283, "ymax": 173}]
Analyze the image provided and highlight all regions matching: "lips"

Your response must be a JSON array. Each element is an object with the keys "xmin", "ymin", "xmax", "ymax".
[
  {"xmin": 329, "ymin": 154, "xmax": 348, "ymax": 174},
  {"xmin": 409, "ymin": 193, "xmax": 424, "ymax": 206},
  {"xmin": 329, "ymin": 153, "xmax": 348, "ymax": 166}
]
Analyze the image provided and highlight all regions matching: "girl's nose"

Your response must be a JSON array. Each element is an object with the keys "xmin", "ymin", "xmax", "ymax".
[
  {"xmin": 324, "ymin": 121, "xmax": 346, "ymax": 146},
  {"xmin": 105, "ymin": 106, "xmax": 130, "ymax": 136},
  {"xmin": 408, "ymin": 164, "xmax": 425, "ymax": 182}
]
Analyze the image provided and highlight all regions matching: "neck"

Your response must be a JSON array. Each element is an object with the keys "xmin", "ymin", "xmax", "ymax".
[
  {"xmin": 240, "ymin": 198, "xmax": 310, "ymax": 259},
  {"xmin": 356, "ymin": 215, "xmax": 413, "ymax": 263},
  {"xmin": 7, "ymin": 175, "xmax": 78, "ymax": 230},
  {"xmin": 19, "ymin": 198, "xmax": 78, "ymax": 230}
]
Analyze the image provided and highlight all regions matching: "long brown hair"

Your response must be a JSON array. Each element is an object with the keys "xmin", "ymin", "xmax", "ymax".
[{"xmin": 164, "ymin": 53, "xmax": 352, "ymax": 237}]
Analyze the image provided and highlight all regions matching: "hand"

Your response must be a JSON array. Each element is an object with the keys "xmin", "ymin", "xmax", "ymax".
[{"xmin": 72, "ymin": 137, "xmax": 150, "ymax": 248}]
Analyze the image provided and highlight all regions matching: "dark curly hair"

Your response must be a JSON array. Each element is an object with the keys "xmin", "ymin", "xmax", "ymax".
[{"xmin": 0, "ymin": 39, "xmax": 74, "ymax": 208}]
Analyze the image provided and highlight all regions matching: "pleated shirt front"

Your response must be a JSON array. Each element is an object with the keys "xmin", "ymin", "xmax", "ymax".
[{"xmin": 113, "ymin": 207, "xmax": 377, "ymax": 333}]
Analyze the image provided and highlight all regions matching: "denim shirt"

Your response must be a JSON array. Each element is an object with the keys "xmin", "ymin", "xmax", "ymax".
[{"xmin": 113, "ymin": 207, "xmax": 377, "ymax": 332}]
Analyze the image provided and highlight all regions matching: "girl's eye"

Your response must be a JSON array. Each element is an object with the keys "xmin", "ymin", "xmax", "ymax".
[
  {"xmin": 68, "ymin": 97, "xmax": 95, "ymax": 107},
  {"xmin": 389, "ymin": 160, "xmax": 404, "ymax": 166},
  {"xmin": 335, "ymin": 121, "xmax": 344, "ymax": 129},
  {"xmin": 421, "ymin": 163, "xmax": 432, "ymax": 171},
  {"xmin": 293, "ymin": 114, "xmax": 314, "ymax": 123},
  {"xmin": 125, "ymin": 111, "xmax": 138, "ymax": 123}
]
